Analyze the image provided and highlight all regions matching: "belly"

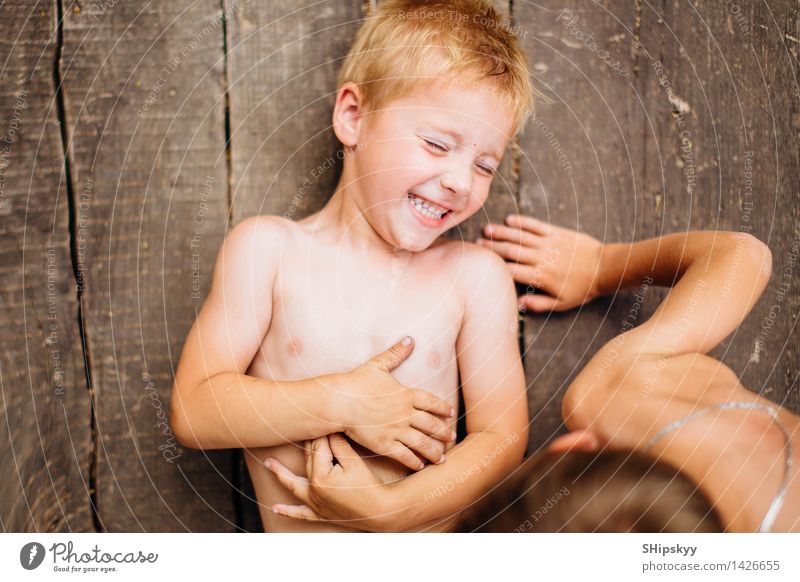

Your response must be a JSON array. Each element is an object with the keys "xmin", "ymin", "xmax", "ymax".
[{"xmin": 245, "ymin": 439, "xmax": 431, "ymax": 532}]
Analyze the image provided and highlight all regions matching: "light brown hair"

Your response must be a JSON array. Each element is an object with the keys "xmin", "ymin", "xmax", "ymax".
[{"xmin": 456, "ymin": 449, "xmax": 724, "ymax": 532}]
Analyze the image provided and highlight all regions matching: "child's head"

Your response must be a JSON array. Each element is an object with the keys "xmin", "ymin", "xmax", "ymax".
[
  {"xmin": 454, "ymin": 448, "xmax": 724, "ymax": 533},
  {"xmin": 331, "ymin": 0, "xmax": 536, "ymax": 251},
  {"xmin": 338, "ymin": 0, "xmax": 534, "ymax": 136}
]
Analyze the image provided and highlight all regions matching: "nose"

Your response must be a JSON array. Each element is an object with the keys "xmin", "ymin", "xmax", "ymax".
[{"xmin": 439, "ymin": 160, "xmax": 472, "ymax": 199}]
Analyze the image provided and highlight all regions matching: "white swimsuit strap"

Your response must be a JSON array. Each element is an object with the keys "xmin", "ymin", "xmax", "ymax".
[{"xmin": 642, "ymin": 401, "xmax": 793, "ymax": 533}]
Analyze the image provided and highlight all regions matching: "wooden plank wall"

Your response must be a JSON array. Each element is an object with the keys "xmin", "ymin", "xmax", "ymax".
[{"xmin": 1, "ymin": 0, "xmax": 797, "ymax": 531}]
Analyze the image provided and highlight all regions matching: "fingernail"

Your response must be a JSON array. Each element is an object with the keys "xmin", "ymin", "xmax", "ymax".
[
  {"xmin": 439, "ymin": 454, "xmax": 446, "ymax": 464},
  {"xmin": 450, "ymin": 407, "xmax": 456, "ymax": 417},
  {"xmin": 506, "ymin": 214, "xmax": 516, "ymax": 222},
  {"xmin": 451, "ymin": 431, "xmax": 457, "ymax": 441},
  {"xmin": 418, "ymin": 461, "xmax": 425, "ymax": 470},
  {"xmin": 484, "ymin": 225, "xmax": 493, "ymax": 235},
  {"xmin": 271, "ymin": 505, "xmax": 279, "ymax": 514},
  {"xmin": 263, "ymin": 459, "xmax": 273, "ymax": 469},
  {"xmin": 402, "ymin": 336, "xmax": 412, "ymax": 345}
]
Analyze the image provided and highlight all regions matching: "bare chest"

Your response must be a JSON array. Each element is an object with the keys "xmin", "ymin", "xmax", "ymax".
[{"xmin": 247, "ymin": 250, "xmax": 463, "ymax": 402}]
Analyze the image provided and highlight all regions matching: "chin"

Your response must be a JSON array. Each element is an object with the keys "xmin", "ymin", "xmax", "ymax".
[{"xmin": 393, "ymin": 230, "xmax": 439, "ymax": 253}]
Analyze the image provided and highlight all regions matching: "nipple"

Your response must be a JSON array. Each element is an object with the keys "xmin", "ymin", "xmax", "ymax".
[
  {"xmin": 287, "ymin": 338, "xmax": 303, "ymax": 356},
  {"xmin": 428, "ymin": 350, "xmax": 441, "ymax": 369}
]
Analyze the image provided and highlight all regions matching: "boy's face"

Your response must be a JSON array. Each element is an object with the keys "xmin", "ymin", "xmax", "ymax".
[{"xmin": 350, "ymin": 79, "xmax": 515, "ymax": 252}]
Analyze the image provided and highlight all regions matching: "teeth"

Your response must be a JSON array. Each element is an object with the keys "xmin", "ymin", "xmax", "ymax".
[{"xmin": 408, "ymin": 194, "xmax": 447, "ymax": 220}]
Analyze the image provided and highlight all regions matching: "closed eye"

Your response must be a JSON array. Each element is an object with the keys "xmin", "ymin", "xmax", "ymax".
[
  {"xmin": 423, "ymin": 138, "xmax": 448, "ymax": 153},
  {"xmin": 477, "ymin": 164, "xmax": 495, "ymax": 176}
]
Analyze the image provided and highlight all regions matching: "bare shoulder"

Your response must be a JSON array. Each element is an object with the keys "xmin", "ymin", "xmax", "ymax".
[
  {"xmin": 433, "ymin": 239, "xmax": 512, "ymax": 291},
  {"xmin": 211, "ymin": 215, "xmax": 300, "ymax": 295},
  {"xmin": 564, "ymin": 350, "xmax": 744, "ymax": 431},
  {"xmin": 224, "ymin": 214, "xmax": 296, "ymax": 252}
]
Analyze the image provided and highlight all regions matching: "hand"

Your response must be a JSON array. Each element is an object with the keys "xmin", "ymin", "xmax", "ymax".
[
  {"xmin": 334, "ymin": 337, "xmax": 455, "ymax": 471},
  {"xmin": 477, "ymin": 214, "xmax": 604, "ymax": 312},
  {"xmin": 264, "ymin": 433, "xmax": 395, "ymax": 531}
]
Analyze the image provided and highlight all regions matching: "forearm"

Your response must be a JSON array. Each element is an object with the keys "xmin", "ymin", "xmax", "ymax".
[
  {"xmin": 597, "ymin": 232, "xmax": 771, "ymax": 356},
  {"xmin": 171, "ymin": 372, "xmax": 344, "ymax": 449},
  {"xmin": 380, "ymin": 428, "xmax": 525, "ymax": 531}
]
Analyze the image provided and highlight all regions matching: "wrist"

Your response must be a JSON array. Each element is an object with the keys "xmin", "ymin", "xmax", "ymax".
[
  {"xmin": 595, "ymin": 242, "xmax": 627, "ymax": 297},
  {"xmin": 318, "ymin": 373, "xmax": 349, "ymax": 433}
]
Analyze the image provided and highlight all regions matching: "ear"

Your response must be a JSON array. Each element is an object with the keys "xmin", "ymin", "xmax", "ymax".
[
  {"xmin": 546, "ymin": 430, "xmax": 600, "ymax": 454},
  {"xmin": 332, "ymin": 81, "xmax": 364, "ymax": 149}
]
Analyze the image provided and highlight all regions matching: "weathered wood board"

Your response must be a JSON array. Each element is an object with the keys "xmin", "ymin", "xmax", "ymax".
[
  {"xmin": 0, "ymin": 0, "xmax": 93, "ymax": 532},
  {"xmin": 59, "ymin": 0, "xmax": 234, "ymax": 531},
  {"xmin": 517, "ymin": 0, "xmax": 799, "ymax": 451}
]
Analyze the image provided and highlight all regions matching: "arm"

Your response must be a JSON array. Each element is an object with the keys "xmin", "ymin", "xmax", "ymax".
[
  {"xmin": 170, "ymin": 216, "xmax": 343, "ymax": 449},
  {"xmin": 170, "ymin": 216, "xmax": 454, "ymax": 470},
  {"xmin": 477, "ymin": 216, "xmax": 772, "ymax": 437},
  {"xmin": 564, "ymin": 231, "xmax": 772, "ymax": 429},
  {"xmin": 478, "ymin": 215, "xmax": 771, "ymax": 352}
]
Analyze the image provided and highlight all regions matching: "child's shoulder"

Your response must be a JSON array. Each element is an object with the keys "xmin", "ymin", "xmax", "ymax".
[
  {"xmin": 429, "ymin": 238, "xmax": 510, "ymax": 284},
  {"xmin": 224, "ymin": 214, "xmax": 302, "ymax": 249}
]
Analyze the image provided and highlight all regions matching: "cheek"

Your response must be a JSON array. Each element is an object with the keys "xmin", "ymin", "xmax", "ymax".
[{"xmin": 462, "ymin": 188, "xmax": 490, "ymax": 216}]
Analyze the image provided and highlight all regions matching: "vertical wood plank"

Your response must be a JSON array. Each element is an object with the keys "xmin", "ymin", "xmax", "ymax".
[
  {"xmin": 61, "ymin": 0, "xmax": 235, "ymax": 531},
  {"xmin": 515, "ymin": 1, "xmax": 643, "ymax": 451},
  {"xmin": 639, "ymin": 0, "xmax": 800, "ymax": 411},
  {"xmin": 514, "ymin": 0, "xmax": 799, "ymax": 455},
  {"xmin": 227, "ymin": 0, "xmax": 366, "ymax": 224},
  {"xmin": 0, "ymin": 0, "xmax": 93, "ymax": 531}
]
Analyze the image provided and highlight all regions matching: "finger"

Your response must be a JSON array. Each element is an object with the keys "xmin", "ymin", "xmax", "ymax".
[
  {"xmin": 505, "ymin": 214, "xmax": 551, "ymax": 236},
  {"xmin": 518, "ymin": 293, "xmax": 560, "ymax": 313},
  {"xmin": 399, "ymin": 429, "xmax": 446, "ymax": 465},
  {"xmin": 308, "ymin": 435, "xmax": 335, "ymax": 481},
  {"xmin": 306, "ymin": 437, "xmax": 328, "ymax": 479},
  {"xmin": 272, "ymin": 504, "xmax": 321, "ymax": 521},
  {"xmin": 384, "ymin": 442, "xmax": 426, "ymax": 471},
  {"xmin": 412, "ymin": 388, "xmax": 455, "ymax": 418},
  {"xmin": 506, "ymin": 262, "xmax": 545, "ymax": 287},
  {"xmin": 264, "ymin": 458, "xmax": 311, "ymax": 504},
  {"xmin": 363, "ymin": 336, "xmax": 415, "ymax": 372},
  {"xmin": 477, "ymin": 239, "xmax": 532, "ymax": 264},
  {"xmin": 411, "ymin": 410, "xmax": 456, "ymax": 442},
  {"xmin": 482, "ymin": 224, "xmax": 541, "ymax": 248},
  {"xmin": 326, "ymin": 433, "xmax": 363, "ymax": 470}
]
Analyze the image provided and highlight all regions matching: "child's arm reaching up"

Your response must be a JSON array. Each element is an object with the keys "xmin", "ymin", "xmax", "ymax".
[
  {"xmin": 265, "ymin": 246, "xmax": 529, "ymax": 530},
  {"xmin": 170, "ymin": 216, "xmax": 454, "ymax": 471}
]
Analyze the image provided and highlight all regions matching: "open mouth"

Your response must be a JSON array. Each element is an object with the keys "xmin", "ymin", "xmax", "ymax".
[{"xmin": 407, "ymin": 192, "xmax": 451, "ymax": 221}]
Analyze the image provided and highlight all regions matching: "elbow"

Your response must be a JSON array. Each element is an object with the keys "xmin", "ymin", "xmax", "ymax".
[
  {"xmin": 722, "ymin": 232, "xmax": 773, "ymax": 294},
  {"xmin": 169, "ymin": 383, "xmax": 202, "ymax": 450}
]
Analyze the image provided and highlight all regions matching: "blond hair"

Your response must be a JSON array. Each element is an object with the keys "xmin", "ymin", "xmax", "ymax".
[
  {"xmin": 337, "ymin": 0, "xmax": 536, "ymax": 136},
  {"xmin": 455, "ymin": 450, "xmax": 724, "ymax": 532}
]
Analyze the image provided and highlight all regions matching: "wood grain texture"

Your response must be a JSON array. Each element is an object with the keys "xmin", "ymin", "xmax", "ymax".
[
  {"xmin": 516, "ymin": 0, "xmax": 799, "ymax": 452},
  {"xmin": 637, "ymin": 0, "xmax": 800, "ymax": 412},
  {"xmin": 60, "ymin": 0, "xmax": 234, "ymax": 531},
  {"xmin": 0, "ymin": 0, "xmax": 93, "ymax": 532},
  {"xmin": 515, "ymin": 1, "xmax": 643, "ymax": 451},
  {"xmin": 226, "ymin": 0, "xmax": 366, "ymax": 224}
]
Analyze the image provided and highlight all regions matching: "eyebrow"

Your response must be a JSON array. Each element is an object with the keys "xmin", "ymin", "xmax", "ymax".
[{"xmin": 425, "ymin": 122, "xmax": 504, "ymax": 162}]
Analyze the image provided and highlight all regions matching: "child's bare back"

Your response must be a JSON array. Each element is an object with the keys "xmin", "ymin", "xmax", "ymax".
[{"xmin": 244, "ymin": 212, "xmax": 484, "ymax": 531}]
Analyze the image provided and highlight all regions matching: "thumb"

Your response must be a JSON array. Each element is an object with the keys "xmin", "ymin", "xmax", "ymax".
[
  {"xmin": 363, "ymin": 336, "xmax": 414, "ymax": 372},
  {"xmin": 327, "ymin": 433, "xmax": 363, "ymax": 470},
  {"xmin": 518, "ymin": 293, "xmax": 559, "ymax": 313}
]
